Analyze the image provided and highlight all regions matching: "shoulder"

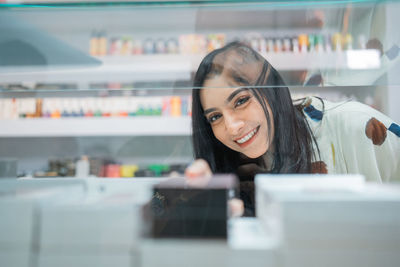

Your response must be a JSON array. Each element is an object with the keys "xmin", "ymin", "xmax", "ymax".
[
  {"xmin": 303, "ymin": 96, "xmax": 392, "ymax": 126},
  {"xmin": 322, "ymin": 99, "xmax": 395, "ymax": 138},
  {"xmin": 304, "ymin": 97, "xmax": 400, "ymax": 144},
  {"xmin": 326, "ymin": 100, "xmax": 390, "ymax": 124}
]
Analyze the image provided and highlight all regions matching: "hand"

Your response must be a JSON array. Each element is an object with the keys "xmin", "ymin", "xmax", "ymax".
[
  {"xmin": 228, "ymin": 198, "xmax": 244, "ymax": 218},
  {"xmin": 184, "ymin": 159, "xmax": 213, "ymax": 187},
  {"xmin": 184, "ymin": 159, "xmax": 212, "ymax": 179}
]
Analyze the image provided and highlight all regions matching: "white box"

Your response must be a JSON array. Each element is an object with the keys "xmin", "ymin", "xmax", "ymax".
[
  {"xmin": 227, "ymin": 218, "xmax": 280, "ymax": 267},
  {"xmin": 255, "ymin": 174, "xmax": 400, "ymax": 267},
  {"xmin": 0, "ymin": 179, "xmax": 86, "ymax": 267},
  {"xmin": 37, "ymin": 178, "xmax": 161, "ymax": 267}
]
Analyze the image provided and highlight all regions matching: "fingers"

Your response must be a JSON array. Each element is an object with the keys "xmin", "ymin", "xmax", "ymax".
[
  {"xmin": 184, "ymin": 159, "xmax": 212, "ymax": 179},
  {"xmin": 184, "ymin": 159, "xmax": 213, "ymax": 188},
  {"xmin": 228, "ymin": 198, "xmax": 244, "ymax": 218}
]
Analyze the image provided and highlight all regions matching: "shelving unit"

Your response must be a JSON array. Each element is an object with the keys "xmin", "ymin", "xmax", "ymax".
[
  {"xmin": 0, "ymin": 55, "xmax": 194, "ymax": 84},
  {"xmin": 0, "ymin": 116, "xmax": 191, "ymax": 137},
  {"xmin": 0, "ymin": 51, "xmax": 381, "ymax": 84}
]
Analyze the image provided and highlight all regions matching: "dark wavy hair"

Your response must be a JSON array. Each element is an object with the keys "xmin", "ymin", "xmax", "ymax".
[{"xmin": 192, "ymin": 41, "xmax": 319, "ymax": 175}]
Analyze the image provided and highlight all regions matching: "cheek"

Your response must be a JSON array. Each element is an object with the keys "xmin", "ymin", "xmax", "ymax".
[
  {"xmin": 259, "ymin": 108, "xmax": 274, "ymax": 145},
  {"xmin": 211, "ymin": 125, "xmax": 227, "ymax": 144},
  {"xmin": 251, "ymin": 102, "xmax": 272, "ymax": 144},
  {"xmin": 250, "ymin": 102, "xmax": 268, "ymax": 125}
]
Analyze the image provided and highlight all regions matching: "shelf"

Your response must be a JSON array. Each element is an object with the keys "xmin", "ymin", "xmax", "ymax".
[
  {"xmin": 0, "ymin": 54, "xmax": 196, "ymax": 84},
  {"xmin": 0, "ymin": 51, "xmax": 380, "ymax": 85},
  {"xmin": 0, "ymin": 116, "xmax": 191, "ymax": 137},
  {"xmin": 263, "ymin": 50, "xmax": 380, "ymax": 71},
  {"xmin": 103, "ymin": 50, "xmax": 381, "ymax": 71}
]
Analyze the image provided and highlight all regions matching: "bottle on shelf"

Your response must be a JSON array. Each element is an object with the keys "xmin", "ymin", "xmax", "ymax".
[
  {"xmin": 315, "ymin": 35, "xmax": 324, "ymax": 53},
  {"xmin": 266, "ymin": 38, "xmax": 274, "ymax": 53},
  {"xmin": 343, "ymin": 33, "xmax": 353, "ymax": 50},
  {"xmin": 358, "ymin": 34, "xmax": 367, "ymax": 49},
  {"xmin": 282, "ymin": 37, "xmax": 291, "ymax": 52},
  {"xmin": 75, "ymin": 155, "xmax": 90, "ymax": 178},
  {"xmin": 98, "ymin": 31, "xmax": 108, "ymax": 56},
  {"xmin": 298, "ymin": 34, "xmax": 308, "ymax": 53},
  {"xmin": 121, "ymin": 36, "xmax": 133, "ymax": 55},
  {"xmin": 274, "ymin": 38, "xmax": 283, "ymax": 53},
  {"xmin": 155, "ymin": 38, "xmax": 166, "ymax": 54},
  {"xmin": 89, "ymin": 30, "xmax": 99, "ymax": 56},
  {"xmin": 120, "ymin": 165, "xmax": 139, "ymax": 178},
  {"xmin": 292, "ymin": 37, "xmax": 299, "ymax": 53},
  {"xmin": 109, "ymin": 37, "xmax": 121, "ymax": 55},
  {"xmin": 166, "ymin": 38, "xmax": 179, "ymax": 54},
  {"xmin": 308, "ymin": 34, "xmax": 315, "ymax": 52},
  {"xmin": 324, "ymin": 35, "xmax": 332, "ymax": 52},
  {"xmin": 259, "ymin": 37, "xmax": 267, "ymax": 53},
  {"xmin": 133, "ymin": 39, "xmax": 143, "ymax": 55},
  {"xmin": 332, "ymin": 33, "xmax": 343, "ymax": 52},
  {"xmin": 170, "ymin": 96, "xmax": 182, "ymax": 117},
  {"xmin": 143, "ymin": 38, "xmax": 155, "ymax": 54}
]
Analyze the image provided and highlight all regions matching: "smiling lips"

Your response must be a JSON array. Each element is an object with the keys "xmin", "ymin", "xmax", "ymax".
[{"xmin": 235, "ymin": 126, "xmax": 260, "ymax": 146}]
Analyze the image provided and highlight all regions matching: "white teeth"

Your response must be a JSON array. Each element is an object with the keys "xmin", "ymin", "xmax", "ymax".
[{"xmin": 236, "ymin": 128, "xmax": 258, "ymax": 144}]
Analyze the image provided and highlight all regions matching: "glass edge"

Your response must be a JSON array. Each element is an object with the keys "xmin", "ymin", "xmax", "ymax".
[{"xmin": 0, "ymin": 0, "xmax": 394, "ymax": 9}]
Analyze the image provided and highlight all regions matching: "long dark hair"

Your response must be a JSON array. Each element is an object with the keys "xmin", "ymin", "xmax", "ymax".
[{"xmin": 192, "ymin": 41, "xmax": 318, "ymax": 175}]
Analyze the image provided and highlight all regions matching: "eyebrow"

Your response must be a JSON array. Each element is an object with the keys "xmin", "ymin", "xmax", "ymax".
[
  {"xmin": 226, "ymin": 87, "xmax": 248, "ymax": 103},
  {"xmin": 203, "ymin": 87, "xmax": 249, "ymax": 115}
]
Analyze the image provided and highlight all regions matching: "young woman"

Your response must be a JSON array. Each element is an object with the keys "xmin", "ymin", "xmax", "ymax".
[{"xmin": 185, "ymin": 41, "xmax": 400, "ymax": 216}]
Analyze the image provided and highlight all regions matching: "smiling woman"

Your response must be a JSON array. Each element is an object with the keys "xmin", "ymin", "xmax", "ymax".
[
  {"xmin": 192, "ymin": 42, "xmax": 316, "ymax": 175},
  {"xmin": 187, "ymin": 41, "xmax": 400, "ymax": 216}
]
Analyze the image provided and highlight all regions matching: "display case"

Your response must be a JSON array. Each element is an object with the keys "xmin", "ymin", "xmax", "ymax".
[{"xmin": 0, "ymin": 0, "xmax": 399, "ymax": 178}]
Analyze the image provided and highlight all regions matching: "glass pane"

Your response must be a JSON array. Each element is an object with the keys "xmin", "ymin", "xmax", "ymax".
[{"xmin": 0, "ymin": 0, "xmax": 399, "ymax": 179}]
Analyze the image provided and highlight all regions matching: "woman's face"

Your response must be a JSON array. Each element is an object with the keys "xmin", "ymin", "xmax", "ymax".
[{"xmin": 200, "ymin": 76, "xmax": 274, "ymax": 159}]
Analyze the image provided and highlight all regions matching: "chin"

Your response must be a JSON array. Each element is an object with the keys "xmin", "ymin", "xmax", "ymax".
[
  {"xmin": 245, "ymin": 154, "xmax": 262, "ymax": 159},
  {"xmin": 243, "ymin": 148, "xmax": 267, "ymax": 159}
]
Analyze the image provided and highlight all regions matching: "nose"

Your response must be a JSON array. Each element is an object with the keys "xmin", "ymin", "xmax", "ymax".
[{"xmin": 224, "ymin": 111, "xmax": 244, "ymax": 136}]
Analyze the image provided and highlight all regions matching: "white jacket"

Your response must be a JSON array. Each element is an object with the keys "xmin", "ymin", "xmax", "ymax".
[{"xmin": 304, "ymin": 97, "xmax": 400, "ymax": 182}]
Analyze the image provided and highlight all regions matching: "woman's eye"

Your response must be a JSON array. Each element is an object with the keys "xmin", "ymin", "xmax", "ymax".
[
  {"xmin": 207, "ymin": 114, "xmax": 222, "ymax": 124},
  {"xmin": 235, "ymin": 96, "xmax": 250, "ymax": 107}
]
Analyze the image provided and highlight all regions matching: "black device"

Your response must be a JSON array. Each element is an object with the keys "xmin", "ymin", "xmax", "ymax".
[{"xmin": 149, "ymin": 175, "xmax": 238, "ymax": 239}]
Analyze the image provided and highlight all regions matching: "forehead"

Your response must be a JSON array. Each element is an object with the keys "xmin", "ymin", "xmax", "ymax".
[
  {"xmin": 200, "ymin": 78, "xmax": 234, "ymax": 109},
  {"xmin": 205, "ymin": 49, "xmax": 263, "ymax": 87},
  {"xmin": 199, "ymin": 48, "xmax": 264, "ymax": 109}
]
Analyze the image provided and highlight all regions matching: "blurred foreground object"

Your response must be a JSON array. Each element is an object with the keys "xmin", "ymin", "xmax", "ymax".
[
  {"xmin": 256, "ymin": 174, "xmax": 400, "ymax": 267},
  {"xmin": 150, "ymin": 175, "xmax": 238, "ymax": 239}
]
